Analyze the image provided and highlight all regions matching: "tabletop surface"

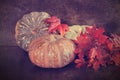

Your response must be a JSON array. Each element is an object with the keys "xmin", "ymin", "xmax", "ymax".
[{"xmin": 0, "ymin": 46, "xmax": 120, "ymax": 80}]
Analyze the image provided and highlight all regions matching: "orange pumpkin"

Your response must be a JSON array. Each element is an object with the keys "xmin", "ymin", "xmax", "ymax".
[
  {"xmin": 15, "ymin": 12, "xmax": 50, "ymax": 51},
  {"xmin": 28, "ymin": 34, "xmax": 75, "ymax": 68}
]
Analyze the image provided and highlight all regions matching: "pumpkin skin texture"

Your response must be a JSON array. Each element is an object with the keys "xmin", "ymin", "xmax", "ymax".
[
  {"xmin": 15, "ymin": 12, "xmax": 50, "ymax": 51},
  {"xmin": 28, "ymin": 34, "xmax": 75, "ymax": 68}
]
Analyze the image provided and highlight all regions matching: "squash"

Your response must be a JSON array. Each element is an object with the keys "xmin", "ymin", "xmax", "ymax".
[
  {"xmin": 28, "ymin": 34, "xmax": 75, "ymax": 68},
  {"xmin": 65, "ymin": 25, "xmax": 82, "ymax": 40},
  {"xmin": 15, "ymin": 12, "xmax": 50, "ymax": 51},
  {"xmin": 65, "ymin": 25, "xmax": 93, "ymax": 40}
]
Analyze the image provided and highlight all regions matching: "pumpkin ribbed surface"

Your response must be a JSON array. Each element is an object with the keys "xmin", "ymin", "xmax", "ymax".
[
  {"xmin": 15, "ymin": 12, "xmax": 50, "ymax": 51},
  {"xmin": 28, "ymin": 34, "xmax": 75, "ymax": 68}
]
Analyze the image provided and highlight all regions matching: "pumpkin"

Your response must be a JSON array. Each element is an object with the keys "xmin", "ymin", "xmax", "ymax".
[
  {"xmin": 28, "ymin": 34, "xmax": 75, "ymax": 68},
  {"xmin": 15, "ymin": 12, "xmax": 50, "ymax": 51}
]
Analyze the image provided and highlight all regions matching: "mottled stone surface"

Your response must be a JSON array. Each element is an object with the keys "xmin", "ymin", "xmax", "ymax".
[
  {"xmin": 0, "ymin": 0, "xmax": 120, "ymax": 80},
  {"xmin": 0, "ymin": 47, "xmax": 120, "ymax": 80}
]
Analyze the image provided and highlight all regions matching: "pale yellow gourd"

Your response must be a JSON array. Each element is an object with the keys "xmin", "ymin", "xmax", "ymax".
[{"xmin": 65, "ymin": 25, "xmax": 92, "ymax": 40}]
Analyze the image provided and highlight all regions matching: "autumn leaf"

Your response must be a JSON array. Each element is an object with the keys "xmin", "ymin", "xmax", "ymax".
[
  {"xmin": 93, "ymin": 61, "xmax": 100, "ymax": 70},
  {"xmin": 89, "ymin": 48, "xmax": 97, "ymax": 64},
  {"xmin": 105, "ymin": 40, "xmax": 113, "ymax": 51},
  {"xmin": 75, "ymin": 63, "xmax": 83, "ymax": 68},
  {"xmin": 74, "ymin": 25, "xmax": 113, "ymax": 70},
  {"xmin": 94, "ymin": 27, "xmax": 105, "ymax": 38},
  {"xmin": 112, "ymin": 52, "xmax": 120, "ymax": 66},
  {"xmin": 57, "ymin": 24, "xmax": 69, "ymax": 36},
  {"xmin": 46, "ymin": 16, "xmax": 61, "ymax": 23},
  {"xmin": 45, "ymin": 16, "xmax": 69, "ymax": 36},
  {"xmin": 74, "ymin": 57, "xmax": 85, "ymax": 68},
  {"xmin": 46, "ymin": 16, "xmax": 60, "ymax": 33},
  {"xmin": 77, "ymin": 34, "xmax": 91, "ymax": 48},
  {"xmin": 88, "ymin": 47, "xmax": 108, "ymax": 70}
]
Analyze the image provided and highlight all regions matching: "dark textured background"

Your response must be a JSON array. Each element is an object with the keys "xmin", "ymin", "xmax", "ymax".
[{"xmin": 0, "ymin": 0, "xmax": 120, "ymax": 80}]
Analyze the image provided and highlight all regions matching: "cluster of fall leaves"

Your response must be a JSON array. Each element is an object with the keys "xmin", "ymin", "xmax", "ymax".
[{"xmin": 46, "ymin": 16, "xmax": 120, "ymax": 70}]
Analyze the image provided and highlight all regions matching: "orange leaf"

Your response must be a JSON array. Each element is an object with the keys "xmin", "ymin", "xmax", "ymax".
[
  {"xmin": 45, "ymin": 16, "xmax": 60, "ymax": 33},
  {"xmin": 45, "ymin": 16, "xmax": 69, "ymax": 36},
  {"xmin": 57, "ymin": 24, "xmax": 69, "ymax": 36}
]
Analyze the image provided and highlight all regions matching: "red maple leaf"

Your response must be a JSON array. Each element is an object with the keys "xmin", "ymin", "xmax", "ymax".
[
  {"xmin": 74, "ymin": 59, "xmax": 83, "ymax": 68},
  {"xmin": 105, "ymin": 39, "xmax": 113, "ymax": 51},
  {"xmin": 57, "ymin": 24, "xmax": 69, "ymax": 36},
  {"xmin": 112, "ymin": 52, "xmax": 120, "ymax": 66},
  {"xmin": 92, "ymin": 61, "xmax": 100, "ymax": 71},
  {"xmin": 74, "ymin": 25, "xmax": 113, "ymax": 70},
  {"xmin": 86, "ymin": 26, "xmax": 108, "ymax": 45},
  {"xmin": 88, "ymin": 47, "xmax": 109, "ymax": 70},
  {"xmin": 74, "ymin": 33, "xmax": 92, "ymax": 55},
  {"xmin": 46, "ymin": 16, "xmax": 60, "ymax": 33},
  {"xmin": 45, "ymin": 16, "xmax": 69, "ymax": 36},
  {"xmin": 94, "ymin": 27, "xmax": 105, "ymax": 38},
  {"xmin": 46, "ymin": 16, "xmax": 61, "ymax": 23},
  {"xmin": 77, "ymin": 34, "xmax": 91, "ymax": 47}
]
